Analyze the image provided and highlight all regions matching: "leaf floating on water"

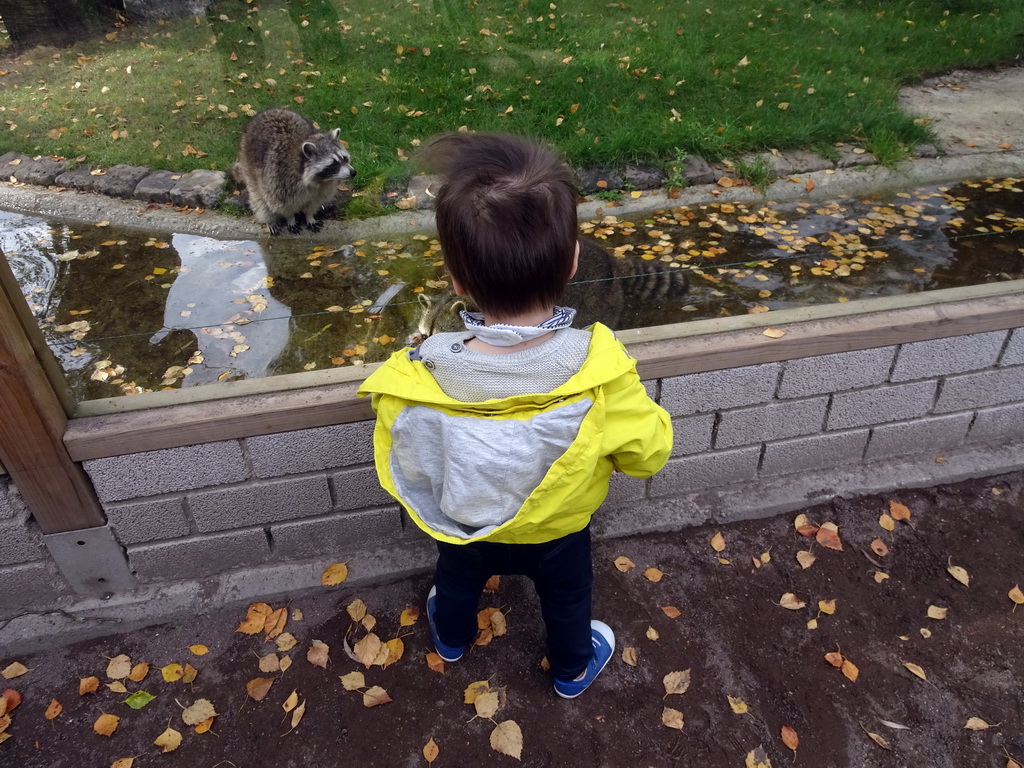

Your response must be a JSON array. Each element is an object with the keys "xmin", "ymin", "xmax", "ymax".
[{"xmin": 662, "ymin": 707, "xmax": 685, "ymax": 730}]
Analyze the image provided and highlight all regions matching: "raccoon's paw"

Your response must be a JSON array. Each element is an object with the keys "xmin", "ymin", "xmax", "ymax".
[
  {"xmin": 267, "ymin": 221, "xmax": 282, "ymax": 236},
  {"xmin": 305, "ymin": 219, "xmax": 323, "ymax": 233},
  {"xmin": 287, "ymin": 221, "xmax": 303, "ymax": 235}
]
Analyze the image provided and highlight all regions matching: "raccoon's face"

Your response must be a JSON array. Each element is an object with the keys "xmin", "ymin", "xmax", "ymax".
[{"xmin": 302, "ymin": 129, "xmax": 355, "ymax": 185}]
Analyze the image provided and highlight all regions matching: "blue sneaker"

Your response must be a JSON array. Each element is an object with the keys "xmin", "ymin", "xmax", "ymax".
[
  {"xmin": 553, "ymin": 621, "xmax": 615, "ymax": 699},
  {"xmin": 426, "ymin": 586, "xmax": 467, "ymax": 662}
]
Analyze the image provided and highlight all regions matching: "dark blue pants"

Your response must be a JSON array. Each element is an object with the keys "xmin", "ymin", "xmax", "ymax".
[{"xmin": 433, "ymin": 526, "xmax": 593, "ymax": 680}]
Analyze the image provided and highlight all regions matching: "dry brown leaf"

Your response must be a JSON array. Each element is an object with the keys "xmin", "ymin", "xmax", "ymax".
[
  {"xmin": 745, "ymin": 745, "xmax": 772, "ymax": 767},
  {"xmin": 622, "ymin": 647, "xmax": 639, "ymax": 666},
  {"xmin": 94, "ymin": 713, "xmax": 120, "ymax": 737},
  {"xmin": 781, "ymin": 725, "xmax": 798, "ymax": 751},
  {"xmin": 807, "ymin": 618, "xmax": 819, "ymax": 630},
  {"xmin": 246, "ymin": 677, "xmax": 274, "ymax": 701},
  {"xmin": 425, "ymin": 652, "xmax": 445, "ymax": 674},
  {"xmin": 816, "ymin": 522, "xmax": 843, "ymax": 551},
  {"xmin": 870, "ymin": 538, "xmax": 889, "ymax": 557},
  {"xmin": 927, "ymin": 605, "xmax": 948, "ymax": 620},
  {"xmin": 282, "ymin": 690, "xmax": 299, "ymax": 713},
  {"xmin": 111, "ymin": 758, "xmax": 135, "ymax": 768},
  {"xmin": 264, "ymin": 607, "xmax": 288, "ymax": 639},
  {"xmin": 346, "ymin": 599, "xmax": 368, "ymax": 622},
  {"xmin": 353, "ymin": 634, "xmax": 382, "ymax": 668},
  {"xmin": 646, "ymin": 626, "xmax": 660, "ymax": 641},
  {"xmin": 423, "ymin": 737, "xmax": 439, "ymax": 764},
  {"xmin": 903, "ymin": 661, "xmax": 927, "ymax": 680},
  {"xmin": 644, "ymin": 567, "xmax": 665, "ymax": 582},
  {"xmin": 399, "ymin": 607, "xmax": 421, "ymax": 626},
  {"xmin": 194, "ymin": 716, "xmax": 214, "ymax": 734},
  {"xmin": 289, "ymin": 700, "xmax": 306, "ymax": 731},
  {"xmin": 825, "ymin": 651, "xmax": 844, "ymax": 668},
  {"xmin": 474, "ymin": 690, "xmax": 501, "ymax": 719},
  {"xmin": 662, "ymin": 707, "xmax": 685, "ymax": 730},
  {"xmin": 79, "ymin": 676, "xmax": 100, "ymax": 695},
  {"xmin": 236, "ymin": 602, "xmax": 272, "ymax": 634},
  {"xmin": 382, "ymin": 638, "xmax": 405, "ymax": 669},
  {"xmin": 1, "ymin": 663, "xmax": 27, "ymax": 680},
  {"xmin": 107, "ymin": 681, "xmax": 128, "ymax": 694},
  {"xmin": 661, "ymin": 606, "xmax": 682, "ymax": 619},
  {"xmin": 797, "ymin": 524, "xmax": 820, "ymax": 538},
  {"xmin": 128, "ymin": 663, "xmax": 149, "ymax": 682},
  {"xmin": 463, "ymin": 680, "xmax": 491, "ymax": 704},
  {"xmin": 154, "ymin": 726, "xmax": 182, "ymax": 753},
  {"xmin": 613, "ymin": 556, "xmax": 635, "ymax": 572},
  {"xmin": 728, "ymin": 696, "xmax": 749, "ymax": 714},
  {"xmin": 780, "ymin": 593, "xmax": 806, "ymax": 610},
  {"xmin": 44, "ymin": 699, "xmax": 63, "ymax": 720},
  {"xmin": 874, "ymin": 571, "xmax": 890, "ymax": 583},
  {"xmin": 0, "ymin": 690, "xmax": 20, "ymax": 716},
  {"xmin": 762, "ymin": 327, "xmax": 786, "ymax": 339},
  {"xmin": 484, "ymin": 575, "xmax": 502, "ymax": 592},
  {"xmin": 259, "ymin": 654, "xmax": 280, "ymax": 674},
  {"xmin": 818, "ymin": 599, "xmax": 837, "ymax": 615},
  {"xmin": 663, "ymin": 669, "xmax": 691, "ymax": 696},
  {"xmin": 490, "ymin": 720, "xmax": 523, "ymax": 759},
  {"xmin": 182, "ymin": 663, "xmax": 199, "ymax": 684},
  {"xmin": 181, "ymin": 698, "xmax": 217, "ymax": 726},
  {"xmin": 1009, "ymin": 585, "xmax": 1023, "ymax": 608},
  {"xmin": 888, "ymin": 500, "xmax": 911, "ymax": 520},
  {"xmin": 842, "ymin": 659, "xmax": 859, "ymax": 682},
  {"xmin": 796, "ymin": 550, "xmax": 816, "ymax": 569},
  {"xmin": 340, "ymin": 671, "xmax": 365, "ymax": 691},
  {"xmin": 878, "ymin": 513, "xmax": 895, "ymax": 532},
  {"xmin": 276, "ymin": 633, "xmax": 298, "ymax": 652},
  {"xmin": 947, "ymin": 562, "xmax": 970, "ymax": 587},
  {"xmin": 965, "ymin": 717, "xmax": 993, "ymax": 730},
  {"xmin": 307, "ymin": 640, "xmax": 330, "ymax": 669},
  {"xmin": 321, "ymin": 562, "xmax": 349, "ymax": 585},
  {"xmin": 106, "ymin": 654, "xmax": 132, "ymax": 680},
  {"xmin": 866, "ymin": 731, "xmax": 892, "ymax": 750},
  {"xmin": 363, "ymin": 685, "xmax": 392, "ymax": 708},
  {"xmin": 793, "ymin": 513, "xmax": 809, "ymax": 529},
  {"xmin": 710, "ymin": 532, "xmax": 726, "ymax": 552}
]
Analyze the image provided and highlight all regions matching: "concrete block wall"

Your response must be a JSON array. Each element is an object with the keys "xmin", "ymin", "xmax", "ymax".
[{"xmin": 3, "ymin": 326, "xmax": 1023, "ymax": 624}]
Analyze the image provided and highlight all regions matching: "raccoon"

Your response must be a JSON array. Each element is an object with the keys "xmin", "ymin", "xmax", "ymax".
[
  {"xmin": 232, "ymin": 108, "xmax": 355, "ymax": 235},
  {"xmin": 410, "ymin": 237, "xmax": 689, "ymax": 344}
]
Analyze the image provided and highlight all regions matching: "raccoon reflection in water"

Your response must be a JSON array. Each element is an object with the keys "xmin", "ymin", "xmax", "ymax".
[
  {"xmin": 411, "ymin": 237, "xmax": 689, "ymax": 343},
  {"xmin": 232, "ymin": 108, "xmax": 356, "ymax": 236}
]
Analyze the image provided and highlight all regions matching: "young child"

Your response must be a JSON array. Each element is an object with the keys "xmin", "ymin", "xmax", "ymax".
[{"xmin": 358, "ymin": 132, "xmax": 672, "ymax": 698}]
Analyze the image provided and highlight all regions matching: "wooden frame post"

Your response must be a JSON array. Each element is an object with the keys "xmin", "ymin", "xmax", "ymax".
[{"xmin": 0, "ymin": 249, "xmax": 106, "ymax": 534}]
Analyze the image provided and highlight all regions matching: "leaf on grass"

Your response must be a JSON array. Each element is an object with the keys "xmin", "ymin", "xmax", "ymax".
[
  {"xmin": 780, "ymin": 593, "xmax": 806, "ymax": 610},
  {"xmin": 927, "ymin": 605, "xmax": 948, "ymax": 620},
  {"xmin": 423, "ymin": 737, "xmax": 439, "ymax": 764},
  {"xmin": 106, "ymin": 655, "xmax": 132, "ymax": 680},
  {"xmin": 816, "ymin": 522, "xmax": 843, "ymax": 551},
  {"xmin": 796, "ymin": 551, "xmax": 816, "ymax": 569},
  {"xmin": 321, "ymin": 562, "xmax": 349, "ymax": 585},
  {"xmin": 161, "ymin": 664, "xmax": 184, "ymax": 682},
  {"xmin": 44, "ymin": 699, "xmax": 63, "ymax": 720},
  {"xmin": 745, "ymin": 745, "xmax": 772, "ymax": 768},
  {"xmin": 947, "ymin": 562, "xmax": 970, "ymax": 587},
  {"xmin": 307, "ymin": 640, "xmax": 330, "ymax": 669},
  {"xmin": 363, "ymin": 686, "xmax": 392, "ymax": 708},
  {"xmin": 644, "ymin": 567, "xmax": 664, "ymax": 582},
  {"xmin": 246, "ymin": 677, "xmax": 274, "ymax": 701},
  {"xmin": 888, "ymin": 500, "xmax": 911, "ymax": 520},
  {"xmin": 236, "ymin": 602, "xmax": 272, "ymax": 634},
  {"xmin": 661, "ymin": 606, "xmax": 682, "ymax": 619},
  {"xmin": 902, "ymin": 662, "xmax": 927, "ymax": 680},
  {"xmin": 728, "ymin": 696, "xmax": 749, "ymax": 714},
  {"xmin": 490, "ymin": 720, "xmax": 523, "ymax": 760},
  {"xmin": 80, "ymin": 676, "xmax": 100, "ymax": 695},
  {"xmin": 710, "ymin": 532, "xmax": 726, "ymax": 552},
  {"xmin": 463, "ymin": 680, "xmax": 491, "ymax": 704},
  {"xmin": 426, "ymin": 653, "xmax": 445, "ymax": 674},
  {"xmin": 610, "ymin": 557, "xmax": 634, "ymax": 573},
  {"xmin": 94, "ymin": 713, "xmax": 120, "ymax": 736},
  {"xmin": 870, "ymin": 538, "xmax": 889, "ymax": 557},
  {"xmin": 662, "ymin": 707, "xmax": 685, "ymax": 730},
  {"xmin": 622, "ymin": 647, "xmax": 639, "ymax": 666},
  {"xmin": 123, "ymin": 691, "xmax": 155, "ymax": 710},
  {"xmin": 154, "ymin": 726, "xmax": 182, "ymax": 752},
  {"xmin": 663, "ymin": 669, "xmax": 691, "ymax": 696},
  {"xmin": 128, "ymin": 663, "xmax": 149, "ymax": 682},
  {"xmin": 399, "ymin": 607, "xmax": 421, "ymax": 626},
  {"xmin": 781, "ymin": 725, "xmax": 798, "ymax": 751},
  {"xmin": 965, "ymin": 717, "xmax": 993, "ymax": 730},
  {"xmin": 181, "ymin": 698, "xmax": 217, "ymax": 726}
]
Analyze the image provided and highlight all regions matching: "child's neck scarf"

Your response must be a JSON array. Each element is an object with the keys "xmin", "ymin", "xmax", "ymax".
[{"xmin": 459, "ymin": 306, "xmax": 576, "ymax": 347}]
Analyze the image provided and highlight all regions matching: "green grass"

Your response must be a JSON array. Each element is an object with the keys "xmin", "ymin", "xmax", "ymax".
[{"xmin": 0, "ymin": 0, "xmax": 1021, "ymax": 193}]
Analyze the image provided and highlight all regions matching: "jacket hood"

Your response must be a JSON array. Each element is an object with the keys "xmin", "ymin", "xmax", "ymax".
[{"xmin": 358, "ymin": 323, "xmax": 634, "ymax": 405}]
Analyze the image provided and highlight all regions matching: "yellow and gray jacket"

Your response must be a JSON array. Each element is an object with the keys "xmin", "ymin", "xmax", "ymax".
[{"xmin": 358, "ymin": 323, "xmax": 673, "ymax": 545}]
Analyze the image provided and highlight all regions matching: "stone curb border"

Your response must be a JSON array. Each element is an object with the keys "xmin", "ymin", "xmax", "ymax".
[{"xmin": 0, "ymin": 142, "xmax": 942, "ymax": 221}]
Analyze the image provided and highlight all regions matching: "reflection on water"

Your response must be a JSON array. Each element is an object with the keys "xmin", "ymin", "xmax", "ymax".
[{"xmin": 1, "ymin": 176, "xmax": 1022, "ymax": 401}]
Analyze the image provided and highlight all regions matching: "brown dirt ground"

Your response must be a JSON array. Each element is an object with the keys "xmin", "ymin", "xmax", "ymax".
[{"xmin": 1, "ymin": 470, "xmax": 1022, "ymax": 768}]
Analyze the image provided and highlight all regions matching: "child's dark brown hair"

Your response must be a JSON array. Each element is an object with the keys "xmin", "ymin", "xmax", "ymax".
[{"xmin": 419, "ymin": 132, "xmax": 577, "ymax": 319}]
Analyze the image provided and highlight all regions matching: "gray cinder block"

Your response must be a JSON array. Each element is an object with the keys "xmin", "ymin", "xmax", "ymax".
[
  {"xmin": 330, "ymin": 466, "xmax": 396, "ymax": 511},
  {"xmin": 891, "ymin": 331, "xmax": 1007, "ymax": 382},
  {"xmin": 935, "ymin": 367, "xmax": 1024, "ymax": 413},
  {"xmin": 270, "ymin": 507, "xmax": 404, "ymax": 560},
  {"xmin": 716, "ymin": 397, "xmax": 828, "ymax": 449},
  {"xmin": 247, "ymin": 421, "xmax": 375, "ymax": 479},
  {"xmin": 829, "ymin": 381, "xmax": 937, "ymax": 429},
  {"xmin": 189, "ymin": 475, "xmax": 332, "ymax": 533},
  {"xmin": 128, "ymin": 528, "xmax": 270, "ymax": 582},
  {"xmin": 866, "ymin": 413, "xmax": 972, "ymax": 460},
  {"xmin": 603, "ymin": 470, "xmax": 648, "ymax": 508},
  {"xmin": 1001, "ymin": 329, "xmax": 1024, "ymax": 367},
  {"xmin": 0, "ymin": 519, "xmax": 47, "ymax": 566},
  {"xmin": 761, "ymin": 430, "xmax": 868, "ymax": 476},
  {"xmin": 649, "ymin": 446, "xmax": 760, "ymax": 497},
  {"xmin": 779, "ymin": 347, "xmax": 896, "ymax": 398},
  {"xmin": 967, "ymin": 403, "xmax": 1024, "ymax": 444},
  {"xmin": 0, "ymin": 561, "xmax": 69, "ymax": 613},
  {"xmin": 105, "ymin": 497, "xmax": 191, "ymax": 545},
  {"xmin": 670, "ymin": 413, "xmax": 715, "ymax": 456},
  {"xmin": 660, "ymin": 363, "xmax": 781, "ymax": 416},
  {"xmin": 84, "ymin": 441, "xmax": 248, "ymax": 502}
]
